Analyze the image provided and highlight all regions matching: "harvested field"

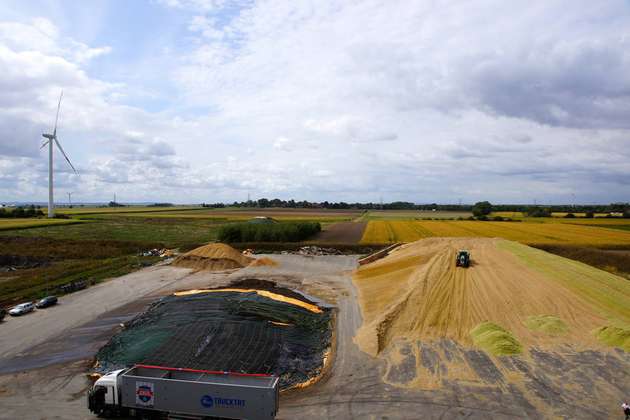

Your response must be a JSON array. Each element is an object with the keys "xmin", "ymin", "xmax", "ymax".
[
  {"xmin": 172, "ymin": 243, "xmax": 253, "ymax": 271},
  {"xmin": 310, "ymin": 221, "xmax": 367, "ymax": 243},
  {"xmin": 365, "ymin": 210, "xmax": 472, "ymax": 220},
  {"xmin": 96, "ymin": 285, "xmax": 332, "ymax": 389},
  {"xmin": 359, "ymin": 220, "xmax": 630, "ymax": 246}
]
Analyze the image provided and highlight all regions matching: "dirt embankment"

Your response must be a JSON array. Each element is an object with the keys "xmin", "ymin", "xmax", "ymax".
[{"xmin": 353, "ymin": 237, "xmax": 630, "ymax": 357}]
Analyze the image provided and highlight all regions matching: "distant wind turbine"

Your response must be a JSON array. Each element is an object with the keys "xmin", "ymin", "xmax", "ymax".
[{"xmin": 41, "ymin": 91, "xmax": 78, "ymax": 218}]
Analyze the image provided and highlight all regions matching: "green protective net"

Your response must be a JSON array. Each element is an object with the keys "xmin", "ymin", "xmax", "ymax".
[{"xmin": 96, "ymin": 289, "xmax": 332, "ymax": 389}]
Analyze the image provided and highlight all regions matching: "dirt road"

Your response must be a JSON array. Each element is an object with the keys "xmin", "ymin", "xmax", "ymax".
[
  {"xmin": 0, "ymin": 264, "xmax": 194, "ymax": 362},
  {"xmin": 312, "ymin": 222, "xmax": 367, "ymax": 244}
]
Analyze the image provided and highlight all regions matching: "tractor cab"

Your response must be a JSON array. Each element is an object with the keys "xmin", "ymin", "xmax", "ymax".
[{"xmin": 455, "ymin": 250, "xmax": 470, "ymax": 268}]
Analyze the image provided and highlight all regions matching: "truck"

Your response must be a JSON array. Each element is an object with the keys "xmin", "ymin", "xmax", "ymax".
[
  {"xmin": 88, "ymin": 364, "xmax": 279, "ymax": 419},
  {"xmin": 455, "ymin": 250, "xmax": 471, "ymax": 268}
]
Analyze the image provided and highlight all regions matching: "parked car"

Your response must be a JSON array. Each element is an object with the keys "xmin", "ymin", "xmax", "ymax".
[
  {"xmin": 36, "ymin": 296, "xmax": 58, "ymax": 308},
  {"xmin": 8, "ymin": 302, "xmax": 35, "ymax": 316},
  {"xmin": 0, "ymin": 308, "xmax": 6, "ymax": 321}
]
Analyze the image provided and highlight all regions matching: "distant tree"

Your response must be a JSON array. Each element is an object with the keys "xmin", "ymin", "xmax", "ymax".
[
  {"xmin": 526, "ymin": 207, "xmax": 551, "ymax": 217},
  {"xmin": 564, "ymin": 213, "xmax": 576, "ymax": 218},
  {"xmin": 584, "ymin": 211, "xmax": 594, "ymax": 218},
  {"xmin": 13, "ymin": 207, "xmax": 25, "ymax": 217},
  {"xmin": 472, "ymin": 201, "xmax": 492, "ymax": 217}
]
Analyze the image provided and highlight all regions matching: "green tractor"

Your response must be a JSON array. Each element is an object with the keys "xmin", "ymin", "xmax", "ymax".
[{"xmin": 456, "ymin": 250, "xmax": 471, "ymax": 268}]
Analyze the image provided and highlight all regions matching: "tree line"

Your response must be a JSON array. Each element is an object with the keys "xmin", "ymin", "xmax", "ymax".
[
  {"xmin": 0, "ymin": 205, "xmax": 44, "ymax": 218},
  {"xmin": 202, "ymin": 199, "xmax": 630, "ymax": 214},
  {"xmin": 218, "ymin": 222, "xmax": 322, "ymax": 242}
]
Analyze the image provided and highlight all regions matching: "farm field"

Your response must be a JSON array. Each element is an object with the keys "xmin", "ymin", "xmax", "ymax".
[
  {"xmin": 61, "ymin": 207, "xmax": 361, "ymax": 222},
  {"xmin": 0, "ymin": 218, "xmax": 83, "ymax": 230},
  {"xmin": 0, "ymin": 217, "xmax": 222, "ymax": 247},
  {"xmin": 360, "ymin": 219, "xmax": 630, "ymax": 246},
  {"xmin": 56, "ymin": 205, "xmax": 202, "ymax": 215},
  {"xmin": 363, "ymin": 210, "xmax": 471, "ymax": 220},
  {"xmin": 0, "ymin": 208, "xmax": 363, "ymax": 303}
]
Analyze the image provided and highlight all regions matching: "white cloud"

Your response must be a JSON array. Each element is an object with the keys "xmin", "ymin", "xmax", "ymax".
[
  {"xmin": 1, "ymin": 2, "xmax": 630, "ymax": 204},
  {"xmin": 272, "ymin": 136, "xmax": 291, "ymax": 151}
]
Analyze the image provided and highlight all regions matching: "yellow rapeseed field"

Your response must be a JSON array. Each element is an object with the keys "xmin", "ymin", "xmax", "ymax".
[{"xmin": 360, "ymin": 220, "xmax": 630, "ymax": 246}]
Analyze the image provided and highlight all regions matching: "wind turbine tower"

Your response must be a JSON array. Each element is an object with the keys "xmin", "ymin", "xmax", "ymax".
[{"xmin": 41, "ymin": 91, "xmax": 78, "ymax": 218}]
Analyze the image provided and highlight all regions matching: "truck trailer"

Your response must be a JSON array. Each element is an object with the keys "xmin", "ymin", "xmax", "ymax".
[{"xmin": 88, "ymin": 364, "xmax": 279, "ymax": 419}]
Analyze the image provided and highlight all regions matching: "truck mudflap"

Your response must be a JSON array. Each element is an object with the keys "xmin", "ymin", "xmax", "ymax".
[{"xmin": 88, "ymin": 386, "xmax": 106, "ymax": 415}]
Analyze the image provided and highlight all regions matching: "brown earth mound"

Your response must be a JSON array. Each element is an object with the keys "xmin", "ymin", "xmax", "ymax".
[{"xmin": 172, "ymin": 243, "xmax": 253, "ymax": 271}]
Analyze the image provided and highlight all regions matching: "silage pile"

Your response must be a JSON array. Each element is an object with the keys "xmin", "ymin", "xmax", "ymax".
[
  {"xmin": 353, "ymin": 237, "xmax": 630, "ymax": 357},
  {"xmin": 95, "ymin": 287, "xmax": 332, "ymax": 389},
  {"xmin": 172, "ymin": 243, "xmax": 254, "ymax": 271}
]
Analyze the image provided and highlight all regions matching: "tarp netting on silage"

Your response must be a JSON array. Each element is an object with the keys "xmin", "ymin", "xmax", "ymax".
[{"xmin": 96, "ymin": 291, "xmax": 331, "ymax": 389}]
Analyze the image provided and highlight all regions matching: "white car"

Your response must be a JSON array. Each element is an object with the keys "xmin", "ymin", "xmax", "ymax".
[{"xmin": 8, "ymin": 302, "xmax": 35, "ymax": 316}]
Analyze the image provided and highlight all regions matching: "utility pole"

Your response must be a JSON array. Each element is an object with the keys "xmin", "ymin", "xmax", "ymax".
[
  {"xmin": 114, "ymin": 193, "xmax": 117, "ymax": 204},
  {"xmin": 67, "ymin": 192, "xmax": 73, "ymax": 207}
]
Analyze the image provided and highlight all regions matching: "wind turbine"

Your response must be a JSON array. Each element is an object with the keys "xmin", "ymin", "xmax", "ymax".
[{"xmin": 41, "ymin": 91, "xmax": 78, "ymax": 218}]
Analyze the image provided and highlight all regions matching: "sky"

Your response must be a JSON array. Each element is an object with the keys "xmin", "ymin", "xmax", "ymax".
[{"xmin": 0, "ymin": 0, "xmax": 629, "ymax": 205}]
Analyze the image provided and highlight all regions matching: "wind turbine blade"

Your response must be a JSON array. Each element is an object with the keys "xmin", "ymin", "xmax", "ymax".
[
  {"xmin": 53, "ymin": 137, "xmax": 78, "ymax": 174},
  {"xmin": 53, "ymin": 90, "xmax": 63, "ymax": 136},
  {"xmin": 40, "ymin": 140, "xmax": 50, "ymax": 149}
]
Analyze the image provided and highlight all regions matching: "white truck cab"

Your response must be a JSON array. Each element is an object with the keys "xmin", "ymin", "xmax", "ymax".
[{"xmin": 88, "ymin": 369, "xmax": 126, "ymax": 416}]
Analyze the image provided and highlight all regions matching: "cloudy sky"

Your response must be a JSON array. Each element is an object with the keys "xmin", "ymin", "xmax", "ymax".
[{"xmin": 1, "ymin": 0, "xmax": 629, "ymax": 204}]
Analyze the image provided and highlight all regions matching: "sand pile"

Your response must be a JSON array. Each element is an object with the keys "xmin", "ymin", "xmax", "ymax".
[
  {"xmin": 172, "ymin": 243, "xmax": 253, "ymax": 271},
  {"xmin": 353, "ymin": 237, "xmax": 630, "ymax": 357}
]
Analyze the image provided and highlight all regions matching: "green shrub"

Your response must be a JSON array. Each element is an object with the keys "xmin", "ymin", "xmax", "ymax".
[{"xmin": 218, "ymin": 222, "xmax": 321, "ymax": 243}]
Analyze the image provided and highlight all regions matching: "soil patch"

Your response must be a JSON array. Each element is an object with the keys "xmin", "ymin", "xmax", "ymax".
[
  {"xmin": 311, "ymin": 222, "xmax": 367, "ymax": 244},
  {"xmin": 533, "ymin": 244, "xmax": 630, "ymax": 278}
]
